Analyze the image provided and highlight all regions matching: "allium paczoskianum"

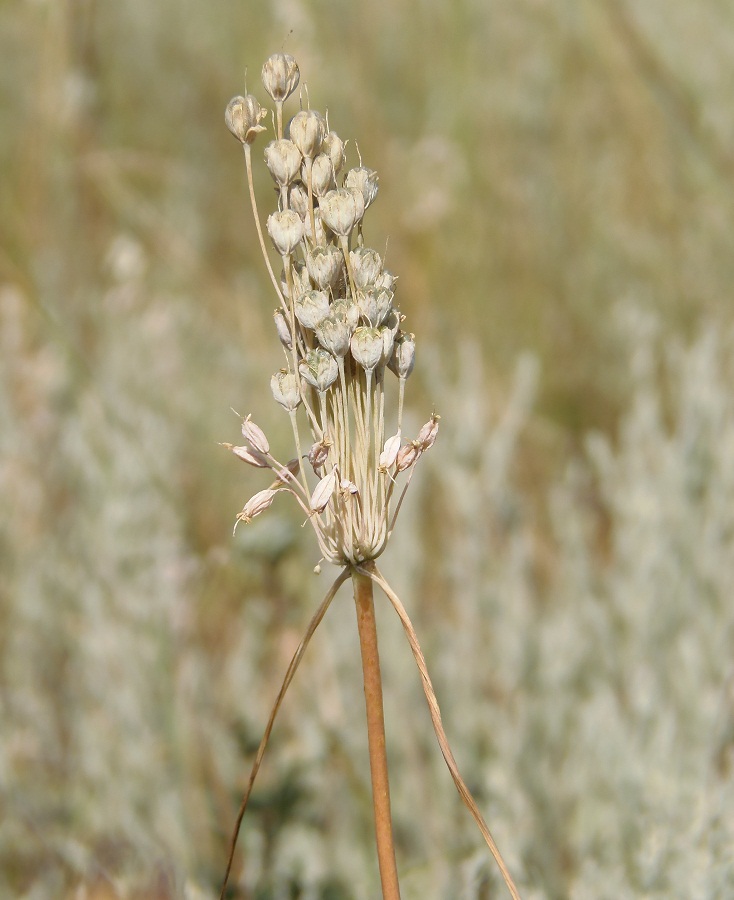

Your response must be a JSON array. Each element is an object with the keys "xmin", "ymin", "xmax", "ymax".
[{"xmin": 219, "ymin": 53, "xmax": 521, "ymax": 900}]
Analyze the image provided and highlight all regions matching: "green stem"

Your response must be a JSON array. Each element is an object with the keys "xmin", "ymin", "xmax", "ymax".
[{"xmin": 352, "ymin": 562, "xmax": 401, "ymax": 900}]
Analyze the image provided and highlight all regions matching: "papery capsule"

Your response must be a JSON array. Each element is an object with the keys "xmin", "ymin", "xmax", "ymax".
[
  {"xmin": 322, "ymin": 131, "xmax": 345, "ymax": 174},
  {"xmin": 289, "ymin": 183, "xmax": 309, "ymax": 219},
  {"xmin": 308, "ymin": 438, "xmax": 331, "ymax": 474},
  {"xmin": 330, "ymin": 297, "xmax": 360, "ymax": 330},
  {"xmin": 261, "ymin": 52, "xmax": 300, "ymax": 103},
  {"xmin": 271, "ymin": 371, "xmax": 302, "ymax": 410},
  {"xmin": 350, "ymin": 248, "xmax": 383, "ymax": 290},
  {"xmin": 306, "ymin": 154, "xmax": 335, "ymax": 197},
  {"xmin": 274, "ymin": 309, "xmax": 293, "ymax": 349},
  {"xmin": 288, "ymin": 109, "xmax": 325, "ymax": 159},
  {"xmin": 265, "ymin": 139, "xmax": 302, "ymax": 187},
  {"xmin": 415, "ymin": 413, "xmax": 440, "ymax": 450},
  {"xmin": 315, "ymin": 315, "xmax": 352, "ymax": 357},
  {"xmin": 319, "ymin": 188, "xmax": 362, "ymax": 237},
  {"xmin": 350, "ymin": 326, "xmax": 383, "ymax": 372},
  {"xmin": 395, "ymin": 441, "xmax": 422, "ymax": 472},
  {"xmin": 306, "ymin": 245, "xmax": 344, "ymax": 289},
  {"xmin": 295, "ymin": 289, "xmax": 330, "ymax": 330},
  {"xmin": 379, "ymin": 433, "xmax": 401, "ymax": 470},
  {"xmin": 225, "ymin": 95, "xmax": 267, "ymax": 145},
  {"xmin": 274, "ymin": 458, "xmax": 301, "ymax": 483},
  {"xmin": 221, "ymin": 442, "xmax": 269, "ymax": 468},
  {"xmin": 241, "ymin": 415, "xmax": 270, "ymax": 454},
  {"xmin": 235, "ymin": 488, "xmax": 277, "ymax": 530},
  {"xmin": 267, "ymin": 210, "xmax": 303, "ymax": 256},
  {"xmin": 344, "ymin": 166, "xmax": 379, "ymax": 208},
  {"xmin": 310, "ymin": 468, "xmax": 337, "ymax": 512},
  {"xmin": 388, "ymin": 332, "xmax": 415, "ymax": 380},
  {"xmin": 300, "ymin": 347, "xmax": 339, "ymax": 393}
]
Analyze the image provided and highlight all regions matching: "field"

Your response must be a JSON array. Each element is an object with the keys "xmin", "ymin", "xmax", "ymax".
[{"xmin": 2, "ymin": 1, "xmax": 734, "ymax": 897}]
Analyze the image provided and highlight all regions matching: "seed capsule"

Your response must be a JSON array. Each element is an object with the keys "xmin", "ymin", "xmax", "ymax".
[
  {"xmin": 261, "ymin": 52, "xmax": 300, "ymax": 103},
  {"xmin": 235, "ymin": 488, "xmax": 277, "ymax": 531},
  {"xmin": 315, "ymin": 315, "xmax": 352, "ymax": 357},
  {"xmin": 351, "ymin": 327, "xmax": 384, "ymax": 372},
  {"xmin": 267, "ymin": 209, "xmax": 303, "ymax": 256},
  {"xmin": 322, "ymin": 131, "xmax": 345, "ymax": 174},
  {"xmin": 344, "ymin": 166, "xmax": 379, "ymax": 208},
  {"xmin": 319, "ymin": 188, "xmax": 363, "ymax": 237},
  {"xmin": 241, "ymin": 415, "xmax": 270, "ymax": 454},
  {"xmin": 306, "ymin": 245, "xmax": 344, "ymax": 289},
  {"xmin": 288, "ymin": 109, "xmax": 326, "ymax": 159},
  {"xmin": 299, "ymin": 348, "xmax": 339, "ymax": 393},
  {"xmin": 271, "ymin": 371, "xmax": 302, "ymax": 410},
  {"xmin": 415, "ymin": 414, "xmax": 440, "ymax": 450},
  {"xmin": 273, "ymin": 309, "xmax": 293, "ymax": 349},
  {"xmin": 295, "ymin": 289, "xmax": 330, "ymax": 330},
  {"xmin": 225, "ymin": 95, "xmax": 267, "ymax": 145},
  {"xmin": 310, "ymin": 468, "xmax": 337, "ymax": 512},
  {"xmin": 264, "ymin": 139, "xmax": 302, "ymax": 187},
  {"xmin": 388, "ymin": 332, "xmax": 416, "ymax": 380},
  {"xmin": 350, "ymin": 248, "xmax": 383, "ymax": 290}
]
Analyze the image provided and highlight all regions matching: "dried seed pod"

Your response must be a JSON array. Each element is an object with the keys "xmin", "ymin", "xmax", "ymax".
[
  {"xmin": 350, "ymin": 326, "xmax": 384, "ymax": 372},
  {"xmin": 330, "ymin": 298, "xmax": 360, "ymax": 330},
  {"xmin": 225, "ymin": 94, "xmax": 267, "ymax": 144},
  {"xmin": 303, "ymin": 208, "xmax": 327, "ymax": 245},
  {"xmin": 261, "ymin": 52, "xmax": 300, "ymax": 103},
  {"xmin": 415, "ymin": 413, "xmax": 440, "ymax": 450},
  {"xmin": 375, "ymin": 269, "xmax": 397, "ymax": 292},
  {"xmin": 322, "ymin": 131, "xmax": 345, "ymax": 174},
  {"xmin": 308, "ymin": 438, "xmax": 331, "ymax": 474},
  {"xmin": 388, "ymin": 332, "xmax": 415, "ymax": 380},
  {"xmin": 319, "ymin": 188, "xmax": 363, "ymax": 237},
  {"xmin": 306, "ymin": 245, "xmax": 344, "ymax": 289},
  {"xmin": 267, "ymin": 210, "xmax": 303, "ymax": 256},
  {"xmin": 299, "ymin": 347, "xmax": 339, "ymax": 392},
  {"xmin": 310, "ymin": 468, "xmax": 337, "ymax": 512},
  {"xmin": 264, "ymin": 139, "xmax": 302, "ymax": 187},
  {"xmin": 379, "ymin": 433, "xmax": 401, "ymax": 470},
  {"xmin": 294, "ymin": 289, "xmax": 330, "ymax": 330},
  {"xmin": 221, "ymin": 443, "xmax": 269, "ymax": 468},
  {"xmin": 395, "ymin": 441, "xmax": 422, "ymax": 472},
  {"xmin": 271, "ymin": 371, "xmax": 302, "ymax": 410},
  {"xmin": 288, "ymin": 109, "xmax": 326, "ymax": 159},
  {"xmin": 236, "ymin": 488, "xmax": 277, "ymax": 529},
  {"xmin": 241, "ymin": 415, "xmax": 270, "ymax": 454},
  {"xmin": 340, "ymin": 478, "xmax": 359, "ymax": 497},
  {"xmin": 274, "ymin": 457, "xmax": 301, "ymax": 483},
  {"xmin": 288, "ymin": 183, "xmax": 309, "ymax": 219},
  {"xmin": 344, "ymin": 166, "xmax": 379, "ymax": 208},
  {"xmin": 315, "ymin": 315, "xmax": 352, "ymax": 357},
  {"xmin": 307, "ymin": 154, "xmax": 335, "ymax": 197},
  {"xmin": 350, "ymin": 248, "xmax": 383, "ymax": 290},
  {"xmin": 273, "ymin": 309, "xmax": 293, "ymax": 349}
]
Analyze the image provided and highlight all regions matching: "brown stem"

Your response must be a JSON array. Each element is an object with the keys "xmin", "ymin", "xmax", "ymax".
[{"xmin": 352, "ymin": 562, "xmax": 401, "ymax": 900}]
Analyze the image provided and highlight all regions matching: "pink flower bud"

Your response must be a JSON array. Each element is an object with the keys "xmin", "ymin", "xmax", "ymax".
[{"xmin": 415, "ymin": 413, "xmax": 440, "ymax": 450}]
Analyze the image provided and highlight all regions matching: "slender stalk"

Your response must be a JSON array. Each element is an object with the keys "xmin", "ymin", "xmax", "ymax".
[{"xmin": 352, "ymin": 562, "xmax": 401, "ymax": 900}]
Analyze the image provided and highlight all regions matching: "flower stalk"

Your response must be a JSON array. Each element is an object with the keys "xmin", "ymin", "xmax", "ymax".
[{"xmin": 352, "ymin": 562, "xmax": 401, "ymax": 900}]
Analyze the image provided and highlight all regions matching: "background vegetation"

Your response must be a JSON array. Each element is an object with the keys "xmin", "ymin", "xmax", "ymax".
[{"xmin": 2, "ymin": 0, "xmax": 733, "ymax": 897}]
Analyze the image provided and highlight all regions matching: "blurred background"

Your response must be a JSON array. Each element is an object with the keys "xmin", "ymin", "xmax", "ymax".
[{"xmin": 2, "ymin": 0, "xmax": 734, "ymax": 897}]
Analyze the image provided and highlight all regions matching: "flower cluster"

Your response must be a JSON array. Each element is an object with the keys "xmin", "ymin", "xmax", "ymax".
[{"xmin": 224, "ymin": 53, "xmax": 438, "ymax": 566}]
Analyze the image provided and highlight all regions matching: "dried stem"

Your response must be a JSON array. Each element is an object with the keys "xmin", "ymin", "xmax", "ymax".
[
  {"xmin": 219, "ymin": 568, "xmax": 350, "ymax": 900},
  {"xmin": 352, "ymin": 561, "xmax": 401, "ymax": 900},
  {"xmin": 366, "ymin": 565, "xmax": 522, "ymax": 900}
]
